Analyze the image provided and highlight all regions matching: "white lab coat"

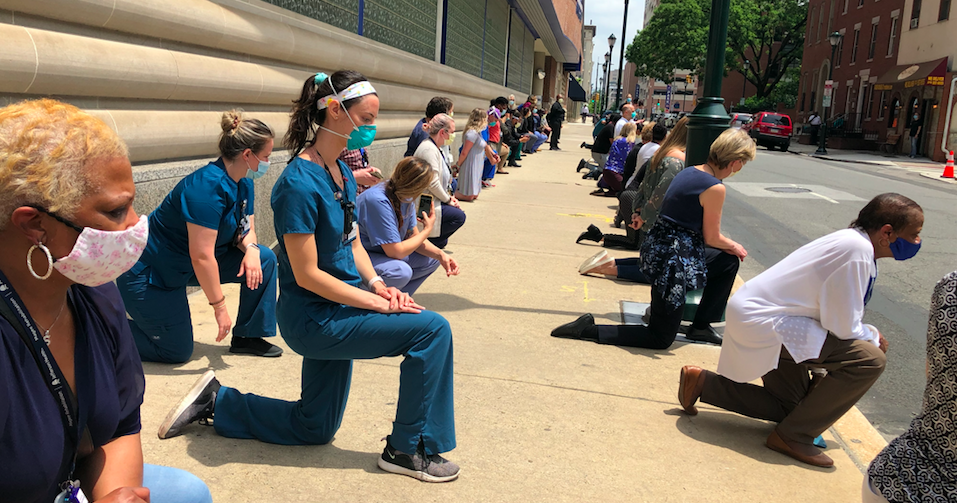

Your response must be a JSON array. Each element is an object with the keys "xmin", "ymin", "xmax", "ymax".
[{"xmin": 717, "ymin": 228, "xmax": 881, "ymax": 383}]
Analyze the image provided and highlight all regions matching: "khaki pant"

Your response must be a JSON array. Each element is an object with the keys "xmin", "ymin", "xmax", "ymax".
[{"xmin": 701, "ymin": 334, "xmax": 886, "ymax": 445}]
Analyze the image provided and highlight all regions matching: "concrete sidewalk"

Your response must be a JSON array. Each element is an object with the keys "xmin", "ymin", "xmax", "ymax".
[
  {"xmin": 141, "ymin": 123, "xmax": 879, "ymax": 502},
  {"xmin": 787, "ymin": 142, "xmax": 957, "ymax": 185}
]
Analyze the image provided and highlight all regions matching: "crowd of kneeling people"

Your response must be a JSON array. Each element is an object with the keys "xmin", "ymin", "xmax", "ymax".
[
  {"xmin": 0, "ymin": 68, "xmax": 952, "ymax": 503},
  {"xmin": 0, "ymin": 68, "xmax": 583, "ymax": 502},
  {"xmin": 553, "ymin": 102, "xmax": 952, "ymax": 501}
]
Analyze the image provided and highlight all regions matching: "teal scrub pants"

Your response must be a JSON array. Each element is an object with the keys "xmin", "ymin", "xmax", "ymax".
[
  {"xmin": 213, "ymin": 304, "xmax": 456, "ymax": 455},
  {"xmin": 117, "ymin": 246, "xmax": 278, "ymax": 364}
]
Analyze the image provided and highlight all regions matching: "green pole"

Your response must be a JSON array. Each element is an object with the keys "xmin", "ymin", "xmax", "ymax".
[{"xmin": 685, "ymin": 0, "xmax": 732, "ymax": 166}]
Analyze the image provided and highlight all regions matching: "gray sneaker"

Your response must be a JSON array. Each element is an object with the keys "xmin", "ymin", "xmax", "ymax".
[
  {"xmin": 157, "ymin": 370, "xmax": 220, "ymax": 439},
  {"xmin": 377, "ymin": 436, "xmax": 460, "ymax": 482}
]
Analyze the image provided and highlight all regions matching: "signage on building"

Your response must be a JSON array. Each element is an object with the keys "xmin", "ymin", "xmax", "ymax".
[{"xmin": 664, "ymin": 85, "xmax": 672, "ymax": 110}]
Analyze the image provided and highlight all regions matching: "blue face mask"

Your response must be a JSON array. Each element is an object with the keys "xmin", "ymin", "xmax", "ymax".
[
  {"xmin": 631, "ymin": 112, "xmax": 637, "ymax": 119},
  {"xmin": 889, "ymin": 237, "xmax": 921, "ymax": 260},
  {"xmin": 245, "ymin": 157, "xmax": 270, "ymax": 180}
]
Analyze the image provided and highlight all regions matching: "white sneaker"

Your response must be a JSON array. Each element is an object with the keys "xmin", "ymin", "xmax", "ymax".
[{"xmin": 579, "ymin": 251, "xmax": 614, "ymax": 275}]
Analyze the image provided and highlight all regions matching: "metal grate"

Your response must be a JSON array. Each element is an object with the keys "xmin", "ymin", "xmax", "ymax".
[{"xmin": 364, "ymin": 0, "xmax": 437, "ymax": 60}]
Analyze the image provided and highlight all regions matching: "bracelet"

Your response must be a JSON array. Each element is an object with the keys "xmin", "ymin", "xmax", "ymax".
[
  {"xmin": 246, "ymin": 243, "xmax": 260, "ymax": 252},
  {"xmin": 211, "ymin": 300, "xmax": 228, "ymax": 310},
  {"xmin": 368, "ymin": 276, "xmax": 385, "ymax": 289}
]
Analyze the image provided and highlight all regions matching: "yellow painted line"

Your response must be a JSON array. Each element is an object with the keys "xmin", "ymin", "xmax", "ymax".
[
  {"xmin": 557, "ymin": 212, "xmax": 613, "ymax": 223},
  {"xmin": 581, "ymin": 279, "xmax": 594, "ymax": 303}
]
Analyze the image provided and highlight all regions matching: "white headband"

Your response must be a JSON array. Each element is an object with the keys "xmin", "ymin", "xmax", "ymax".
[{"xmin": 317, "ymin": 81, "xmax": 377, "ymax": 111}]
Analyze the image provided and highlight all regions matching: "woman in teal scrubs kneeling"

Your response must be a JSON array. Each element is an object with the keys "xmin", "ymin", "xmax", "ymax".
[
  {"xmin": 117, "ymin": 110, "xmax": 282, "ymax": 363},
  {"xmin": 158, "ymin": 71, "xmax": 460, "ymax": 482}
]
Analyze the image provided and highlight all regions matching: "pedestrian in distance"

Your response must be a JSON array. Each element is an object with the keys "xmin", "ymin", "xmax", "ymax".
[
  {"xmin": 909, "ymin": 110, "xmax": 922, "ymax": 158},
  {"xmin": 356, "ymin": 157, "xmax": 460, "ymax": 295},
  {"xmin": 553, "ymin": 128, "xmax": 755, "ymax": 349},
  {"xmin": 0, "ymin": 98, "xmax": 211, "ymax": 503},
  {"xmin": 413, "ymin": 113, "xmax": 467, "ymax": 249},
  {"xmin": 547, "ymin": 93, "xmax": 566, "ymax": 150},
  {"xmin": 808, "ymin": 111, "xmax": 822, "ymax": 144},
  {"xmin": 679, "ymin": 193, "xmax": 924, "ymax": 468},
  {"xmin": 117, "ymin": 109, "xmax": 282, "ymax": 363},
  {"xmin": 581, "ymin": 102, "xmax": 590, "ymax": 122},
  {"xmin": 865, "ymin": 270, "xmax": 957, "ymax": 502},
  {"xmin": 158, "ymin": 70, "xmax": 461, "ymax": 483}
]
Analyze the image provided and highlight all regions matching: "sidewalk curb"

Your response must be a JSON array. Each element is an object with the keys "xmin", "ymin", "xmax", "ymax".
[
  {"xmin": 786, "ymin": 150, "xmax": 892, "ymax": 167},
  {"xmin": 918, "ymin": 171, "xmax": 957, "ymax": 184},
  {"xmin": 829, "ymin": 406, "xmax": 888, "ymax": 473}
]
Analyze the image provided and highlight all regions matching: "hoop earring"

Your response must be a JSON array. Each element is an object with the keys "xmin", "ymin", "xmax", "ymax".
[
  {"xmin": 27, "ymin": 243, "xmax": 54, "ymax": 280},
  {"xmin": 878, "ymin": 237, "xmax": 890, "ymax": 248}
]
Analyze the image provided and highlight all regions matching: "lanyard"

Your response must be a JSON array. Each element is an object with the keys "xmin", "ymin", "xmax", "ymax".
[
  {"xmin": 0, "ymin": 269, "xmax": 79, "ymax": 446},
  {"xmin": 314, "ymin": 152, "xmax": 356, "ymax": 243}
]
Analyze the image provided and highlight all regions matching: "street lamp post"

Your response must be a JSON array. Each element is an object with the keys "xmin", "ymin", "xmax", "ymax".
[
  {"xmin": 816, "ymin": 31, "xmax": 844, "ymax": 155},
  {"xmin": 741, "ymin": 59, "xmax": 749, "ymax": 109},
  {"xmin": 603, "ymin": 51, "xmax": 612, "ymax": 112},
  {"xmin": 685, "ymin": 0, "xmax": 732, "ymax": 165},
  {"xmin": 600, "ymin": 61, "xmax": 607, "ymax": 110},
  {"xmin": 607, "ymin": 35, "xmax": 617, "ymax": 109},
  {"xmin": 614, "ymin": 1, "xmax": 628, "ymax": 110}
]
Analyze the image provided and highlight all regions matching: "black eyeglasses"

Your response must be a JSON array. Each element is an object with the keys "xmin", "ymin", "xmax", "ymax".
[{"xmin": 29, "ymin": 206, "xmax": 83, "ymax": 233}]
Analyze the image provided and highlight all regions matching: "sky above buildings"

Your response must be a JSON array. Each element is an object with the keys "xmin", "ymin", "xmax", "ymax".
[{"xmin": 583, "ymin": 1, "xmax": 644, "ymax": 88}]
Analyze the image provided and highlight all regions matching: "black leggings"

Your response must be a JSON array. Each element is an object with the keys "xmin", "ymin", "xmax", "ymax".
[{"xmin": 593, "ymin": 248, "xmax": 740, "ymax": 349}]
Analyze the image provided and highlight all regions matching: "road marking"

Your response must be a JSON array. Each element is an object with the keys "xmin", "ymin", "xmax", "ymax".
[
  {"xmin": 557, "ymin": 212, "xmax": 613, "ymax": 223},
  {"xmin": 581, "ymin": 280, "xmax": 594, "ymax": 303},
  {"xmin": 726, "ymin": 182, "xmax": 864, "ymax": 202}
]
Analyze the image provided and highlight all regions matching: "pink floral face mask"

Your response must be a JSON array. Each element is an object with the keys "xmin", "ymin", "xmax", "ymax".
[{"xmin": 53, "ymin": 215, "xmax": 149, "ymax": 286}]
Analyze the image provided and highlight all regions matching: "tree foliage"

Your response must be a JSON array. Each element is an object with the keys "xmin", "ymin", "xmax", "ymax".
[{"xmin": 627, "ymin": 0, "xmax": 806, "ymax": 103}]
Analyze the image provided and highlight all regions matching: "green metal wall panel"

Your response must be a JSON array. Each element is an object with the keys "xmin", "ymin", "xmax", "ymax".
[
  {"xmin": 365, "ymin": 0, "xmax": 437, "ymax": 60},
  {"xmin": 445, "ymin": 0, "xmax": 484, "ymax": 78},
  {"xmin": 522, "ymin": 28, "xmax": 534, "ymax": 93},
  {"xmin": 265, "ymin": 0, "xmax": 359, "ymax": 33},
  {"xmin": 506, "ymin": 10, "xmax": 526, "ymax": 92},
  {"xmin": 482, "ymin": 0, "xmax": 508, "ymax": 85}
]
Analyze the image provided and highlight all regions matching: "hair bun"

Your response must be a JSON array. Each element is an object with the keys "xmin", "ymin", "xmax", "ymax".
[{"xmin": 221, "ymin": 110, "xmax": 244, "ymax": 133}]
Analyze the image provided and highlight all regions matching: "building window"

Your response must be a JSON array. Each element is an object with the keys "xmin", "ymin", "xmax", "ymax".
[
  {"xmin": 850, "ymin": 28, "xmax": 860, "ymax": 64},
  {"xmin": 868, "ymin": 22, "xmax": 879, "ymax": 60},
  {"xmin": 808, "ymin": 7, "xmax": 815, "ymax": 44},
  {"xmin": 800, "ymin": 78, "xmax": 807, "ymax": 111},
  {"xmin": 878, "ymin": 91, "xmax": 887, "ymax": 119},
  {"xmin": 828, "ymin": 0, "xmax": 835, "ymax": 33},
  {"xmin": 835, "ymin": 37, "xmax": 844, "ymax": 66},
  {"xmin": 888, "ymin": 17, "xmax": 898, "ymax": 56},
  {"xmin": 818, "ymin": 5, "xmax": 825, "ymax": 41},
  {"xmin": 843, "ymin": 0, "xmax": 849, "ymax": 14},
  {"xmin": 865, "ymin": 85, "xmax": 875, "ymax": 118},
  {"xmin": 912, "ymin": 0, "xmax": 922, "ymax": 28},
  {"xmin": 940, "ymin": 0, "xmax": 951, "ymax": 20},
  {"xmin": 858, "ymin": 0, "xmax": 864, "ymax": 7}
]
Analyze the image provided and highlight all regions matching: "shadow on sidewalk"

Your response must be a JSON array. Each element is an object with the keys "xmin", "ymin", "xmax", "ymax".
[
  {"xmin": 141, "ymin": 341, "xmax": 245, "ymax": 376},
  {"xmin": 414, "ymin": 292, "xmax": 619, "ymax": 319},
  {"xmin": 182, "ymin": 434, "xmax": 382, "ymax": 474},
  {"xmin": 668, "ymin": 409, "xmax": 841, "ymax": 471}
]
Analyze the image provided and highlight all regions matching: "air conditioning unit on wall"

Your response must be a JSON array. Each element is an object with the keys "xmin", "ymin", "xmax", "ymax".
[{"xmin": 911, "ymin": 17, "xmax": 919, "ymax": 28}]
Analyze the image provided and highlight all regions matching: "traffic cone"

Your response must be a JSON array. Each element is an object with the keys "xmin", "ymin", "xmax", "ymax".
[{"xmin": 943, "ymin": 151, "xmax": 955, "ymax": 179}]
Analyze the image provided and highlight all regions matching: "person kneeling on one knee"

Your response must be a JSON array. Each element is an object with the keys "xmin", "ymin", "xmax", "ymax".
[
  {"xmin": 552, "ymin": 128, "xmax": 754, "ymax": 350},
  {"xmin": 678, "ymin": 193, "xmax": 923, "ymax": 468},
  {"xmin": 357, "ymin": 157, "xmax": 460, "ymax": 295},
  {"xmin": 117, "ymin": 110, "xmax": 282, "ymax": 363}
]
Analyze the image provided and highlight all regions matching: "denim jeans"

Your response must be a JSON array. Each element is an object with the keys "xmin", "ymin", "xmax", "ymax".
[{"xmin": 144, "ymin": 464, "xmax": 212, "ymax": 503}]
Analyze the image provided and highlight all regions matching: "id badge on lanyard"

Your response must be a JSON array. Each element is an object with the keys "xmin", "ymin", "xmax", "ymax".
[
  {"xmin": 234, "ymin": 199, "xmax": 251, "ymax": 246},
  {"xmin": 0, "ymin": 271, "xmax": 84, "ymax": 502},
  {"xmin": 54, "ymin": 481, "xmax": 89, "ymax": 503}
]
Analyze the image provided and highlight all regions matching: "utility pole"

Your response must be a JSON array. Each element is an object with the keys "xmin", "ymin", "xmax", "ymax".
[
  {"xmin": 685, "ymin": 0, "xmax": 732, "ymax": 166},
  {"xmin": 614, "ymin": 0, "xmax": 629, "ymax": 110}
]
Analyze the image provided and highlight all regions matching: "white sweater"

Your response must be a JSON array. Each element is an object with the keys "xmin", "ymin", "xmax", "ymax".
[{"xmin": 717, "ymin": 228, "xmax": 880, "ymax": 383}]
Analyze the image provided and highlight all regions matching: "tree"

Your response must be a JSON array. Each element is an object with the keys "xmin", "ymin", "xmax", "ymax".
[{"xmin": 627, "ymin": 0, "xmax": 806, "ymax": 101}]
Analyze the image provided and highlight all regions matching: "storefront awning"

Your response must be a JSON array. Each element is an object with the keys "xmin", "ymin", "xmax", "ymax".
[
  {"xmin": 567, "ymin": 76, "xmax": 587, "ymax": 102},
  {"xmin": 874, "ymin": 58, "xmax": 948, "ymax": 90}
]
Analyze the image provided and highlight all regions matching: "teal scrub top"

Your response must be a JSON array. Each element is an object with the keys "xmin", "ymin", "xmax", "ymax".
[
  {"xmin": 272, "ymin": 156, "xmax": 361, "ymax": 309},
  {"xmin": 138, "ymin": 159, "xmax": 253, "ymax": 289}
]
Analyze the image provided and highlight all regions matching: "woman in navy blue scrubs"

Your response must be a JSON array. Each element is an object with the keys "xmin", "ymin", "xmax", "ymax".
[
  {"xmin": 0, "ymin": 99, "xmax": 210, "ymax": 503},
  {"xmin": 159, "ymin": 71, "xmax": 460, "ymax": 482},
  {"xmin": 117, "ymin": 110, "xmax": 281, "ymax": 363}
]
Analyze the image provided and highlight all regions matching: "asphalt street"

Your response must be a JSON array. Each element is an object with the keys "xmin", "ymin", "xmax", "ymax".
[{"xmin": 721, "ymin": 146, "xmax": 957, "ymax": 440}]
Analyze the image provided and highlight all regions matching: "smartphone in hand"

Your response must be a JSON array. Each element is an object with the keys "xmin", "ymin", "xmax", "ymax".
[{"xmin": 417, "ymin": 194, "xmax": 433, "ymax": 219}]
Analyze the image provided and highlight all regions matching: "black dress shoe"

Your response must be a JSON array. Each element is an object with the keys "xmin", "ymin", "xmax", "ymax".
[
  {"xmin": 551, "ymin": 314, "xmax": 597, "ymax": 340},
  {"xmin": 576, "ymin": 224, "xmax": 604, "ymax": 244},
  {"xmin": 508, "ymin": 161, "xmax": 521, "ymax": 167},
  {"xmin": 577, "ymin": 159, "xmax": 588, "ymax": 172},
  {"xmin": 686, "ymin": 326, "xmax": 723, "ymax": 345},
  {"xmin": 580, "ymin": 141, "xmax": 587, "ymax": 149},
  {"xmin": 229, "ymin": 336, "xmax": 284, "ymax": 356}
]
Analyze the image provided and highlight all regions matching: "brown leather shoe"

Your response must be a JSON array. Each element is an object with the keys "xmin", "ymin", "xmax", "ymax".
[
  {"xmin": 766, "ymin": 430, "xmax": 834, "ymax": 468},
  {"xmin": 678, "ymin": 366, "xmax": 707, "ymax": 415}
]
